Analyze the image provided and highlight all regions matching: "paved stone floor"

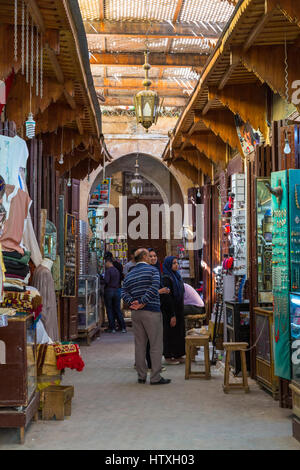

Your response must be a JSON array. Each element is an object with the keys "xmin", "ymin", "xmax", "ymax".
[{"xmin": 0, "ymin": 330, "xmax": 299, "ymax": 450}]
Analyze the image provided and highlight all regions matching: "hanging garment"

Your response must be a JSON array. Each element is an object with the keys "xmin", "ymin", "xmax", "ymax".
[
  {"xmin": 32, "ymin": 265, "xmax": 59, "ymax": 342},
  {"xmin": 22, "ymin": 213, "xmax": 43, "ymax": 267},
  {"xmin": 0, "ymin": 135, "xmax": 29, "ymax": 218},
  {"xmin": 0, "ymin": 189, "xmax": 31, "ymax": 254}
]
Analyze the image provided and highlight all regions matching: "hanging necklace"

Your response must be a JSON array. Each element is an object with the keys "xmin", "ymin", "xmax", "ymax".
[{"xmin": 295, "ymin": 184, "xmax": 300, "ymax": 209}]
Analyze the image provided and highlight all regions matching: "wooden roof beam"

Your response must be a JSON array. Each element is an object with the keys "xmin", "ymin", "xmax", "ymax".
[
  {"xmin": 76, "ymin": 117, "xmax": 84, "ymax": 135},
  {"xmin": 85, "ymin": 22, "xmax": 219, "ymax": 40},
  {"xmin": 94, "ymin": 77, "xmax": 197, "ymax": 91},
  {"xmin": 173, "ymin": 0, "xmax": 184, "ymax": 23},
  {"xmin": 99, "ymin": 0, "xmax": 105, "ymax": 21},
  {"xmin": 267, "ymin": 0, "xmax": 300, "ymax": 27},
  {"xmin": 218, "ymin": 50, "xmax": 241, "ymax": 90},
  {"xmin": 101, "ymin": 96, "xmax": 187, "ymax": 107},
  {"xmin": 202, "ymin": 87, "xmax": 218, "ymax": 115},
  {"xmin": 90, "ymin": 52, "xmax": 207, "ymax": 68},
  {"xmin": 45, "ymin": 45, "xmax": 64, "ymax": 84},
  {"xmin": 243, "ymin": 0, "xmax": 277, "ymax": 52},
  {"xmin": 24, "ymin": 0, "xmax": 45, "ymax": 33}
]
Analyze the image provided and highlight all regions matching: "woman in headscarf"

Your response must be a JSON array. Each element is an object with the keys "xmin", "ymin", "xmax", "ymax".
[
  {"xmin": 146, "ymin": 249, "xmax": 169, "ymax": 370},
  {"xmin": 161, "ymin": 256, "xmax": 185, "ymax": 365}
]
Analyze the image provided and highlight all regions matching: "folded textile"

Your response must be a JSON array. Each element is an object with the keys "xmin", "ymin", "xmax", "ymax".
[
  {"xmin": 5, "ymin": 273, "xmax": 26, "ymax": 280},
  {"xmin": 2, "ymin": 251, "xmax": 23, "ymax": 260},
  {"xmin": 4, "ymin": 279, "xmax": 26, "ymax": 288},
  {"xmin": 4, "ymin": 264, "xmax": 30, "ymax": 277},
  {"xmin": 3, "ymin": 250, "xmax": 31, "ymax": 265},
  {"xmin": 4, "ymin": 284, "xmax": 26, "ymax": 292}
]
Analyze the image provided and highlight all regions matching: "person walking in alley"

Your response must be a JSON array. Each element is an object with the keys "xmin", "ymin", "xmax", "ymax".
[
  {"xmin": 161, "ymin": 256, "xmax": 185, "ymax": 365},
  {"xmin": 124, "ymin": 249, "xmax": 136, "ymax": 275},
  {"xmin": 122, "ymin": 248, "xmax": 171, "ymax": 385},
  {"xmin": 104, "ymin": 257, "xmax": 127, "ymax": 334},
  {"xmin": 104, "ymin": 251, "xmax": 125, "ymax": 332}
]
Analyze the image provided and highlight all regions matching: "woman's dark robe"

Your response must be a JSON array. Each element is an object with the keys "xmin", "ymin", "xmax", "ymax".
[{"xmin": 161, "ymin": 274, "xmax": 185, "ymax": 359}]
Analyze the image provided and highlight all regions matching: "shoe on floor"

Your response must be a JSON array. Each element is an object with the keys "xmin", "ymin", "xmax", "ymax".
[
  {"xmin": 138, "ymin": 379, "xmax": 146, "ymax": 384},
  {"xmin": 111, "ymin": 329, "xmax": 116, "ymax": 334},
  {"xmin": 177, "ymin": 357, "xmax": 186, "ymax": 364},
  {"xmin": 161, "ymin": 366, "xmax": 167, "ymax": 372},
  {"xmin": 151, "ymin": 377, "xmax": 171, "ymax": 385},
  {"xmin": 122, "ymin": 329, "xmax": 127, "ymax": 333},
  {"xmin": 165, "ymin": 358, "xmax": 180, "ymax": 365}
]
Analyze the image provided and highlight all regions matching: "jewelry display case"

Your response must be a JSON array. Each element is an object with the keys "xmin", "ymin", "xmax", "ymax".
[
  {"xmin": 77, "ymin": 275, "xmax": 100, "ymax": 345},
  {"xmin": 44, "ymin": 219, "xmax": 57, "ymax": 261},
  {"xmin": 63, "ymin": 213, "xmax": 77, "ymax": 297},
  {"xmin": 271, "ymin": 170, "xmax": 291, "ymax": 381},
  {"xmin": 256, "ymin": 178, "xmax": 273, "ymax": 304},
  {"xmin": 0, "ymin": 314, "xmax": 37, "ymax": 407}
]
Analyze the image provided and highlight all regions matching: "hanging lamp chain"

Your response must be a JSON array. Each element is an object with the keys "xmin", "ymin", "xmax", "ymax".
[
  {"xmin": 284, "ymin": 35, "xmax": 289, "ymax": 119},
  {"xmin": 14, "ymin": 0, "xmax": 18, "ymax": 62}
]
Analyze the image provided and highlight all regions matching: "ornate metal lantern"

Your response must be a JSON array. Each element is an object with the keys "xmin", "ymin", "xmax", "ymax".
[
  {"xmin": 130, "ymin": 158, "xmax": 143, "ymax": 198},
  {"xmin": 134, "ymin": 50, "xmax": 160, "ymax": 132}
]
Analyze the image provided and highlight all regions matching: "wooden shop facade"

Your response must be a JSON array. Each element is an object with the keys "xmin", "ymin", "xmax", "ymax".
[
  {"xmin": 163, "ymin": 0, "xmax": 300, "ymax": 442},
  {"xmin": 0, "ymin": 0, "xmax": 110, "ymax": 441}
]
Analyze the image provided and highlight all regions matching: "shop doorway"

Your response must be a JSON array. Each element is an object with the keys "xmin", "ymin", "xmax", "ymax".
[{"xmin": 127, "ymin": 198, "xmax": 167, "ymax": 262}]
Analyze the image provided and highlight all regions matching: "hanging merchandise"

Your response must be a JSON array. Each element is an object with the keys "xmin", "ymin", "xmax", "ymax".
[
  {"xmin": 223, "ymin": 194, "xmax": 234, "ymax": 216},
  {"xmin": 25, "ymin": 112, "xmax": 36, "ymax": 139},
  {"xmin": 224, "ymin": 223, "xmax": 231, "ymax": 234},
  {"xmin": 54, "ymin": 343, "xmax": 85, "ymax": 372}
]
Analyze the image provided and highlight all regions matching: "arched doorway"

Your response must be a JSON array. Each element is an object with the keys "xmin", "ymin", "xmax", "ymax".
[{"xmin": 89, "ymin": 153, "xmax": 184, "ymax": 262}]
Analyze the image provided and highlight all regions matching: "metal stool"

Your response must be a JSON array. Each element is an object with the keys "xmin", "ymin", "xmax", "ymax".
[
  {"xmin": 223, "ymin": 342, "xmax": 249, "ymax": 393},
  {"xmin": 185, "ymin": 335, "xmax": 211, "ymax": 380}
]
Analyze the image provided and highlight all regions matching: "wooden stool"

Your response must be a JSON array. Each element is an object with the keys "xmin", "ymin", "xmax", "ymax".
[
  {"xmin": 185, "ymin": 314, "xmax": 207, "ymax": 331},
  {"xmin": 185, "ymin": 335, "xmax": 211, "ymax": 380},
  {"xmin": 223, "ymin": 342, "xmax": 249, "ymax": 393},
  {"xmin": 42, "ymin": 385, "xmax": 74, "ymax": 421}
]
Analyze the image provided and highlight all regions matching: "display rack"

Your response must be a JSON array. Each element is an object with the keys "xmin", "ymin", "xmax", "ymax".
[
  {"xmin": 63, "ymin": 213, "xmax": 77, "ymax": 298},
  {"xmin": 77, "ymin": 275, "xmax": 100, "ymax": 345}
]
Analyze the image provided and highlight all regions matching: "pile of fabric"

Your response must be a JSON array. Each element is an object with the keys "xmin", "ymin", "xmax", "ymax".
[
  {"xmin": 0, "ymin": 289, "xmax": 42, "ymax": 321},
  {"xmin": 2, "ymin": 250, "xmax": 31, "ymax": 292}
]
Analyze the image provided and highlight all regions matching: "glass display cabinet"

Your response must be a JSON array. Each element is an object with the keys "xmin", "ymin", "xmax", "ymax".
[
  {"xmin": 44, "ymin": 220, "xmax": 57, "ymax": 261},
  {"xmin": 256, "ymin": 178, "xmax": 273, "ymax": 305},
  {"xmin": 290, "ymin": 293, "xmax": 300, "ymax": 422},
  {"xmin": 78, "ymin": 275, "xmax": 100, "ymax": 345}
]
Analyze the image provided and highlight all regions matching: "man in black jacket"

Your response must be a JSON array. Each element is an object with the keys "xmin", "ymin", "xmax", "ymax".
[{"xmin": 104, "ymin": 252, "xmax": 125, "ymax": 331}]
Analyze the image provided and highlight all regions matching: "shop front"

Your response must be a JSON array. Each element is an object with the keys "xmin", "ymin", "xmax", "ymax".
[{"xmin": 0, "ymin": 0, "xmax": 107, "ymax": 443}]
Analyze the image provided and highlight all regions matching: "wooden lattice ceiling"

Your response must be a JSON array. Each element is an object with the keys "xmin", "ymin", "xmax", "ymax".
[{"xmin": 79, "ymin": 0, "xmax": 237, "ymax": 109}]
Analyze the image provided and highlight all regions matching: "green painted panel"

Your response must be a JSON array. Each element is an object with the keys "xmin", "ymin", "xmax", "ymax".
[{"xmin": 271, "ymin": 170, "xmax": 291, "ymax": 380}]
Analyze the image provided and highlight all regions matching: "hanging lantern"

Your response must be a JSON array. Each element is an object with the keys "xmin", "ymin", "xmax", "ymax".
[
  {"xmin": 67, "ymin": 176, "xmax": 72, "ymax": 187},
  {"xmin": 25, "ymin": 112, "xmax": 36, "ymax": 139},
  {"xmin": 130, "ymin": 159, "xmax": 143, "ymax": 198},
  {"xmin": 59, "ymin": 154, "xmax": 64, "ymax": 165},
  {"xmin": 134, "ymin": 50, "xmax": 161, "ymax": 132}
]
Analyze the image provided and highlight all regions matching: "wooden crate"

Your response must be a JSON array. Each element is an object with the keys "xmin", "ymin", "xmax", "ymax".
[{"xmin": 42, "ymin": 385, "xmax": 74, "ymax": 421}]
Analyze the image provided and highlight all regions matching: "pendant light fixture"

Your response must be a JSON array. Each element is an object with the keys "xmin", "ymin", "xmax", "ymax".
[
  {"xmin": 134, "ymin": 45, "xmax": 162, "ymax": 132},
  {"xmin": 130, "ymin": 155, "xmax": 143, "ymax": 198},
  {"xmin": 59, "ymin": 127, "xmax": 64, "ymax": 164}
]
